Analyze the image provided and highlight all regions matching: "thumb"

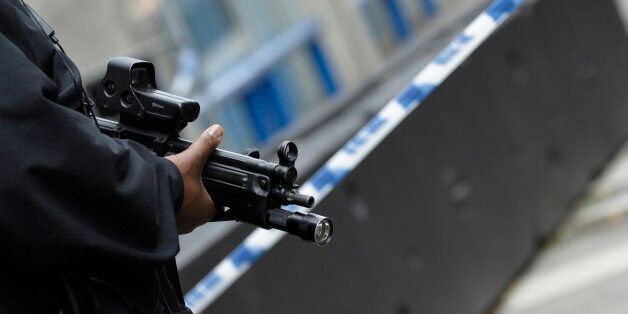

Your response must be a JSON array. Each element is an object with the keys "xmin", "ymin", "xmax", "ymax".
[{"xmin": 184, "ymin": 124, "xmax": 223, "ymax": 170}]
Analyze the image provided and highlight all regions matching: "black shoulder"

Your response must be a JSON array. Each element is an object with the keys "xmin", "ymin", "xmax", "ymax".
[{"xmin": 0, "ymin": 0, "xmax": 56, "ymax": 73}]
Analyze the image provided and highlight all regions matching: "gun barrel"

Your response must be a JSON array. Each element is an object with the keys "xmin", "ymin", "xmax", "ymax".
[
  {"xmin": 284, "ymin": 190, "xmax": 315, "ymax": 207},
  {"xmin": 267, "ymin": 209, "xmax": 333, "ymax": 246}
]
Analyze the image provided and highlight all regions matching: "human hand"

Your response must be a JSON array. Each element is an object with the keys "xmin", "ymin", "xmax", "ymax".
[{"xmin": 165, "ymin": 124, "xmax": 223, "ymax": 234}]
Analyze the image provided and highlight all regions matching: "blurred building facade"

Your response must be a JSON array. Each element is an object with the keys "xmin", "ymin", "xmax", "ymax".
[{"xmin": 28, "ymin": 0, "xmax": 483, "ymax": 152}]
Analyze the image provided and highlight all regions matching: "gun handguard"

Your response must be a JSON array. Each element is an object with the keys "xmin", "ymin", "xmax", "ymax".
[{"xmin": 93, "ymin": 57, "xmax": 332, "ymax": 245}]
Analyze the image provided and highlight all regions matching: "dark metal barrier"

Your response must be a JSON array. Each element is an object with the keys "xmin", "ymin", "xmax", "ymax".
[{"xmin": 181, "ymin": 0, "xmax": 628, "ymax": 312}]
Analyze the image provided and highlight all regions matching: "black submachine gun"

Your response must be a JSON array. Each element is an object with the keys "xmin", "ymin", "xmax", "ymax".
[{"xmin": 94, "ymin": 57, "xmax": 332, "ymax": 246}]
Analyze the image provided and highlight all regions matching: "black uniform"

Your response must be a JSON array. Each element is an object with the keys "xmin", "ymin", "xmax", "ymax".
[{"xmin": 0, "ymin": 0, "xmax": 189, "ymax": 312}]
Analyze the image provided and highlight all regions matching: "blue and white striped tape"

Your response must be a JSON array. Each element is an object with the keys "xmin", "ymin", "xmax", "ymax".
[{"xmin": 184, "ymin": 0, "xmax": 523, "ymax": 311}]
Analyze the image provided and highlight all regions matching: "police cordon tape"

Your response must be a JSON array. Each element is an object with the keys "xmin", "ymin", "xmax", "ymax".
[{"xmin": 184, "ymin": 0, "xmax": 523, "ymax": 311}]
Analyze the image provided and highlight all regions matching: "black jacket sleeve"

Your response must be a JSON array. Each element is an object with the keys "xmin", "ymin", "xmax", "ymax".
[{"xmin": 0, "ymin": 1, "xmax": 184, "ymax": 270}]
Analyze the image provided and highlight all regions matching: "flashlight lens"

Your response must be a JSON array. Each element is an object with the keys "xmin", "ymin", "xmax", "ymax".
[{"xmin": 314, "ymin": 218, "xmax": 333, "ymax": 245}]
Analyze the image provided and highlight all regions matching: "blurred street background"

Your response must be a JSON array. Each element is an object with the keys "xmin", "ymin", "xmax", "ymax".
[
  {"xmin": 29, "ymin": 0, "xmax": 476, "ymax": 152},
  {"xmin": 30, "ymin": 0, "xmax": 490, "ymax": 284},
  {"xmin": 26, "ymin": 0, "xmax": 628, "ymax": 313}
]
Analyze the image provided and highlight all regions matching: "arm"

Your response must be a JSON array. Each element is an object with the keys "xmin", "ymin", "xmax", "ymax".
[{"xmin": 0, "ymin": 30, "xmax": 191, "ymax": 269}]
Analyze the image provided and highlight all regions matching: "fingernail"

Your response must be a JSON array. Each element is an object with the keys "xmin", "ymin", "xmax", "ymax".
[{"xmin": 208, "ymin": 124, "xmax": 224, "ymax": 140}]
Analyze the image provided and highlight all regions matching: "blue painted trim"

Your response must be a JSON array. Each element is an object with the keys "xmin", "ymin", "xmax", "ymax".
[
  {"xmin": 485, "ymin": 0, "xmax": 522, "ymax": 21},
  {"xmin": 267, "ymin": 67, "xmax": 294, "ymax": 126},
  {"xmin": 310, "ymin": 167, "xmax": 349, "ymax": 192},
  {"xmin": 434, "ymin": 33, "xmax": 473, "ymax": 65},
  {"xmin": 244, "ymin": 78, "xmax": 290, "ymax": 142},
  {"xmin": 396, "ymin": 84, "xmax": 436, "ymax": 108},
  {"xmin": 308, "ymin": 41, "xmax": 338, "ymax": 96},
  {"xmin": 231, "ymin": 245, "xmax": 264, "ymax": 268},
  {"xmin": 420, "ymin": 0, "xmax": 439, "ymax": 18},
  {"xmin": 384, "ymin": 0, "xmax": 411, "ymax": 41},
  {"xmin": 222, "ymin": 101, "xmax": 250, "ymax": 151},
  {"xmin": 244, "ymin": 80, "xmax": 273, "ymax": 142}
]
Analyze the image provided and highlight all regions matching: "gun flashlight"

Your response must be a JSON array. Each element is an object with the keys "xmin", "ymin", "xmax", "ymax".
[{"xmin": 267, "ymin": 209, "xmax": 333, "ymax": 246}]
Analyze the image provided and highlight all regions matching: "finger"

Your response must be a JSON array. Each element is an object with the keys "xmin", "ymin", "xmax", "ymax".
[{"xmin": 185, "ymin": 124, "xmax": 223, "ymax": 170}]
